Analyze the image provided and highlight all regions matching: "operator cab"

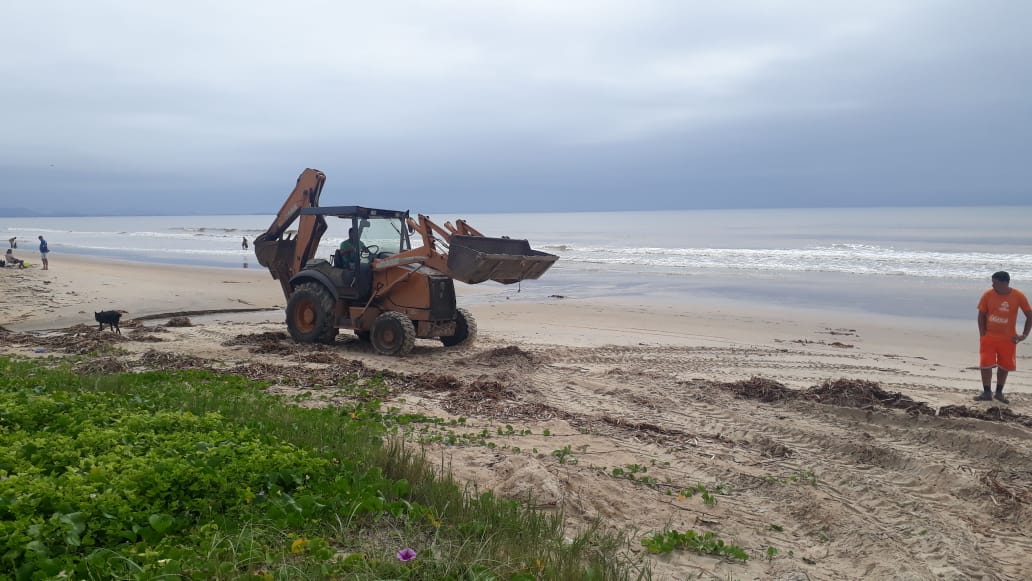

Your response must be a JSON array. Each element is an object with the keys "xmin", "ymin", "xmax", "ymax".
[
  {"xmin": 299, "ymin": 206, "xmax": 411, "ymax": 299},
  {"xmin": 331, "ymin": 213, "xmax": 409, "ymax": 266}
]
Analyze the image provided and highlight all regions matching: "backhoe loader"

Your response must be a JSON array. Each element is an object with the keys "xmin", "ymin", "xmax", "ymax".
[{"xmin": 254, "ymin": 168, "xmax": 558, "ymax": 356}]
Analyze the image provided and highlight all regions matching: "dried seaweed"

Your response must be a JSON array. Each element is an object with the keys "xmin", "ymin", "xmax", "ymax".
[
  {"xmin": 137, "ymin": 349, "xmax": 208, "ymax": 370},
  {"xmin": 982, "ymin": 469, "xmax": 1032, "ymax": 504},
  {"xmin": 938, "ymin": 405, "xmax": 1032, "ymax": 427},
  {"xmin": 802, "ymin": 379, "xmax": 936, "ymax": 415},
  {"xmin": 412, "ymin": 373, "xmax": 463, "ymax": 391},
  {"xmin": 724, "ymin": 376, "xmax": 796, "ymax": 403},
  {"xmin": 223, "ymin": 331, "xmax": 289, "ymax": 347},
  {"xmin": 75, "ymin": 357, "xmax": 130, "ymax": 375}
]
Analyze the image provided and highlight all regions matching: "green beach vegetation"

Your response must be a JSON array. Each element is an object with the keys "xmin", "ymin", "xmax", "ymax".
[{"xmin": 0, "ymin": 357, "xmax": 647, "ymax": 580}]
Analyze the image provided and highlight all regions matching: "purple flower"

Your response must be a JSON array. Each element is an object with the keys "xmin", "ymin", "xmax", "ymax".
[{"xmin": 396, "ymin": 548, "xmax": 418, "ymax": 562}]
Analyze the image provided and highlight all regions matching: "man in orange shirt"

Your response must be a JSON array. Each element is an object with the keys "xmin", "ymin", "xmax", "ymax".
[{"xmin": 977, "ymin": 271, "xmax": 1032, "ymax": 403}]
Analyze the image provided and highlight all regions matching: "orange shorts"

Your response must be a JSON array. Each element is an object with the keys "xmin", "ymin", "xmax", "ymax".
[{"xmin": 980, "ymin": 334, "xmax": 1017, "ymax": 371}]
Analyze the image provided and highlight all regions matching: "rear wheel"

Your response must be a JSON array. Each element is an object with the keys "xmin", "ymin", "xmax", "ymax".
[
  {"xmin": 440, "ymin": 307, "xmax": 477, "ymax": 347},
  {"xmin": 370, "ymin": 312, "xmax": 416, "ymax": 356},
  {"xmin": 286, "ymin": 282, "xmax": 338, "ymax": 344}
]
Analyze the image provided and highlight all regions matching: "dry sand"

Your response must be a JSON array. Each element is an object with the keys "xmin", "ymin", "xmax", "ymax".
[{"xmin": 2, "ymin": 255, "xmax": 1031, "ymax": 580}]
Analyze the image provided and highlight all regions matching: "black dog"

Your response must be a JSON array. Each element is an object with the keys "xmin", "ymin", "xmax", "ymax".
[{"xmin": 94, "ymin": 310, "xmax": 122, "ymax": 334}]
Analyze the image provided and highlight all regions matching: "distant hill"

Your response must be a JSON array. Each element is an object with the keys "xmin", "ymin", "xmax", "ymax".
[
  {"xmin": 0, "ymin": 209, "xmax": 268, "ymax": 218},
  {"xmin": 0, "ymin": 207, "xmax": 45, "ymax": 217},
  {"xmin": 0, "ymin": 208, "xmax": 90, "ymax": 218},
  {"xmin": 0, "ymin": 208, "xmax": 91, "ymax": 218}
]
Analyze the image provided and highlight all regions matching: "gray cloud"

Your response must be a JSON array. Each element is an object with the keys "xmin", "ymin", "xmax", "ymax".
[{"xmin": 1, "ymin": 0, "xmax": 1029, "ymax": 215}]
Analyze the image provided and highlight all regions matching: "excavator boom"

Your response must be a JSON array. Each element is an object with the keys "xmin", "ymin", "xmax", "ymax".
[
  {"xmin": 254, "ymin": 168, "xmax": 328, "ymax": 298},
  {"xmin": 258, "ymin": 168, "xmax": 325, "ymax": 241}
]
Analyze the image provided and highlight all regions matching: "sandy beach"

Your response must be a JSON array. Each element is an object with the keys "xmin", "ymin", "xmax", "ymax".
[{"xmin": 3, "ymin": 255, "xmax": 1031, "ymax": 580}]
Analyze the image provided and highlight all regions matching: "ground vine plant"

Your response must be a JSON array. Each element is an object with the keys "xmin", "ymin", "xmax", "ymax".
[
  {"xmin": 0, "ymin": 357, "xmax": 647, "ymax": 580},
  {"xmin": 640, "ymin": 529, "xmax": 749, "ymax": 561}
]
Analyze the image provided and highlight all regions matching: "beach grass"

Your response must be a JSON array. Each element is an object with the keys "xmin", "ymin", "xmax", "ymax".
[{"xmin": 0, "ymin": 357, "xmax": 648, "ymax": 580}]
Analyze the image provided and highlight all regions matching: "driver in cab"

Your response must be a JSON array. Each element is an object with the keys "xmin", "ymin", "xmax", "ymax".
[{"xmin": 338, "ymin": 227, "xmax": 368, "ymax": 267}]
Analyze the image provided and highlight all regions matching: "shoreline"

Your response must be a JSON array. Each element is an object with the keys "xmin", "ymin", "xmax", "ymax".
[
  {"xmin": 4, "ymin": 207, "xmax": 1013, "ymax": 324},
  {"xmin": 29, "ymin": 249, "xmax": 994, "ymax": 322},
  {"xmin": 1, "ymin": 252, "xmax": 1024, "ymax": 394},
  {"xmin": 48, "ymin": 245, "xmax": 257, "ymax": 269}
]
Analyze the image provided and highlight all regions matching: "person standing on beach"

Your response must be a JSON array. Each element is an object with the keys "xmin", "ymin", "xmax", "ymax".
[
  {"xmin": 38, "ymin": 235, "xmax": 49, "ymax": 270},
  {"xmin": 242, "ymin": 236, "xmax": 248, "ymax": 250},
  {"xmin": 8, "ymin": 237, "xmax": 15, "ymax": 249},
  {"xmin": 976, "ymin": 271, "xmax": 1031, "ymax": 403}
]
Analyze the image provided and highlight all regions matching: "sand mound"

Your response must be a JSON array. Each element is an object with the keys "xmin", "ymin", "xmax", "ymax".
[
  {"xmin": 491, "ymin": 456, "xmax": 564, "ymax": 506},
  {"xmin": 471, "ymin": 345, "xmax": 539, "ymax": 368},
  {"xmin": 128, "ymin": 326, "xmax": 166, "ymax": 342}
]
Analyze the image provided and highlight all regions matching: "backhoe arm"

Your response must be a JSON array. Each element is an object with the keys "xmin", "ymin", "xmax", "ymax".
[
  {"xmin": 254, "ymin": 168, "xmax": 327, "ymax": 299},
  {"xmin": 258, "ymin": 168, "xmax": 325, "ymax": 241}
]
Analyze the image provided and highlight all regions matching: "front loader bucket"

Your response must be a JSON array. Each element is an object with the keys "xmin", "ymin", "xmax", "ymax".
[{"xmin": 447, "ymin": 235, "xmax": 558, "ymax": 285}]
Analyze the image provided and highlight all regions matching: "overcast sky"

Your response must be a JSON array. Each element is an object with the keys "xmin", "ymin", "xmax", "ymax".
[{"xmin": 2, "ymin": 1, "xmax": 1029, "ymax": 215}]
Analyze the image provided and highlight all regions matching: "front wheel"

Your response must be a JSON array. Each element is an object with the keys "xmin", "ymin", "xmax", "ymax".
[
  {"xmin": 441, "ymin": 307, "xmax": 477, "ymax": 347},
  {"xmin": 370, "ymin": 312, "xmax": 416, "ymax": 356},
  {"xmin": 286, "ymin": 282, "xmax": 338, "ymax": 344}
]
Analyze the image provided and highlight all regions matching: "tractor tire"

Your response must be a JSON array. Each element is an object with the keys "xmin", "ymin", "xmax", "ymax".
[
  {"xmin": 440, "ymin": 307, "xmax": 477, "ymax": 347},
  {"xmin": 370, "ymin": 312, "xmax": 416, "ymax": 356},
  {"xmin": 286, "ymin": 282, "xmax": 338, "ymax": 345}
]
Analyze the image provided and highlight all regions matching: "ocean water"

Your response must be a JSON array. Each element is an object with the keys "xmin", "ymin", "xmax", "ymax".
[{"xmin": 4, "ymin": 206, "xmax": 1031, "ymax": 321}]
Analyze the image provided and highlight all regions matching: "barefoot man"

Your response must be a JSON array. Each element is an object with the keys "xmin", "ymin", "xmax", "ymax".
[
  {"xmin": 977, "ymin": 271, "xmax": 1032, "ymax": 403},
  {"xmin": 38, "ymin": 235, "xmax": 50, "ymax": 270}
]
